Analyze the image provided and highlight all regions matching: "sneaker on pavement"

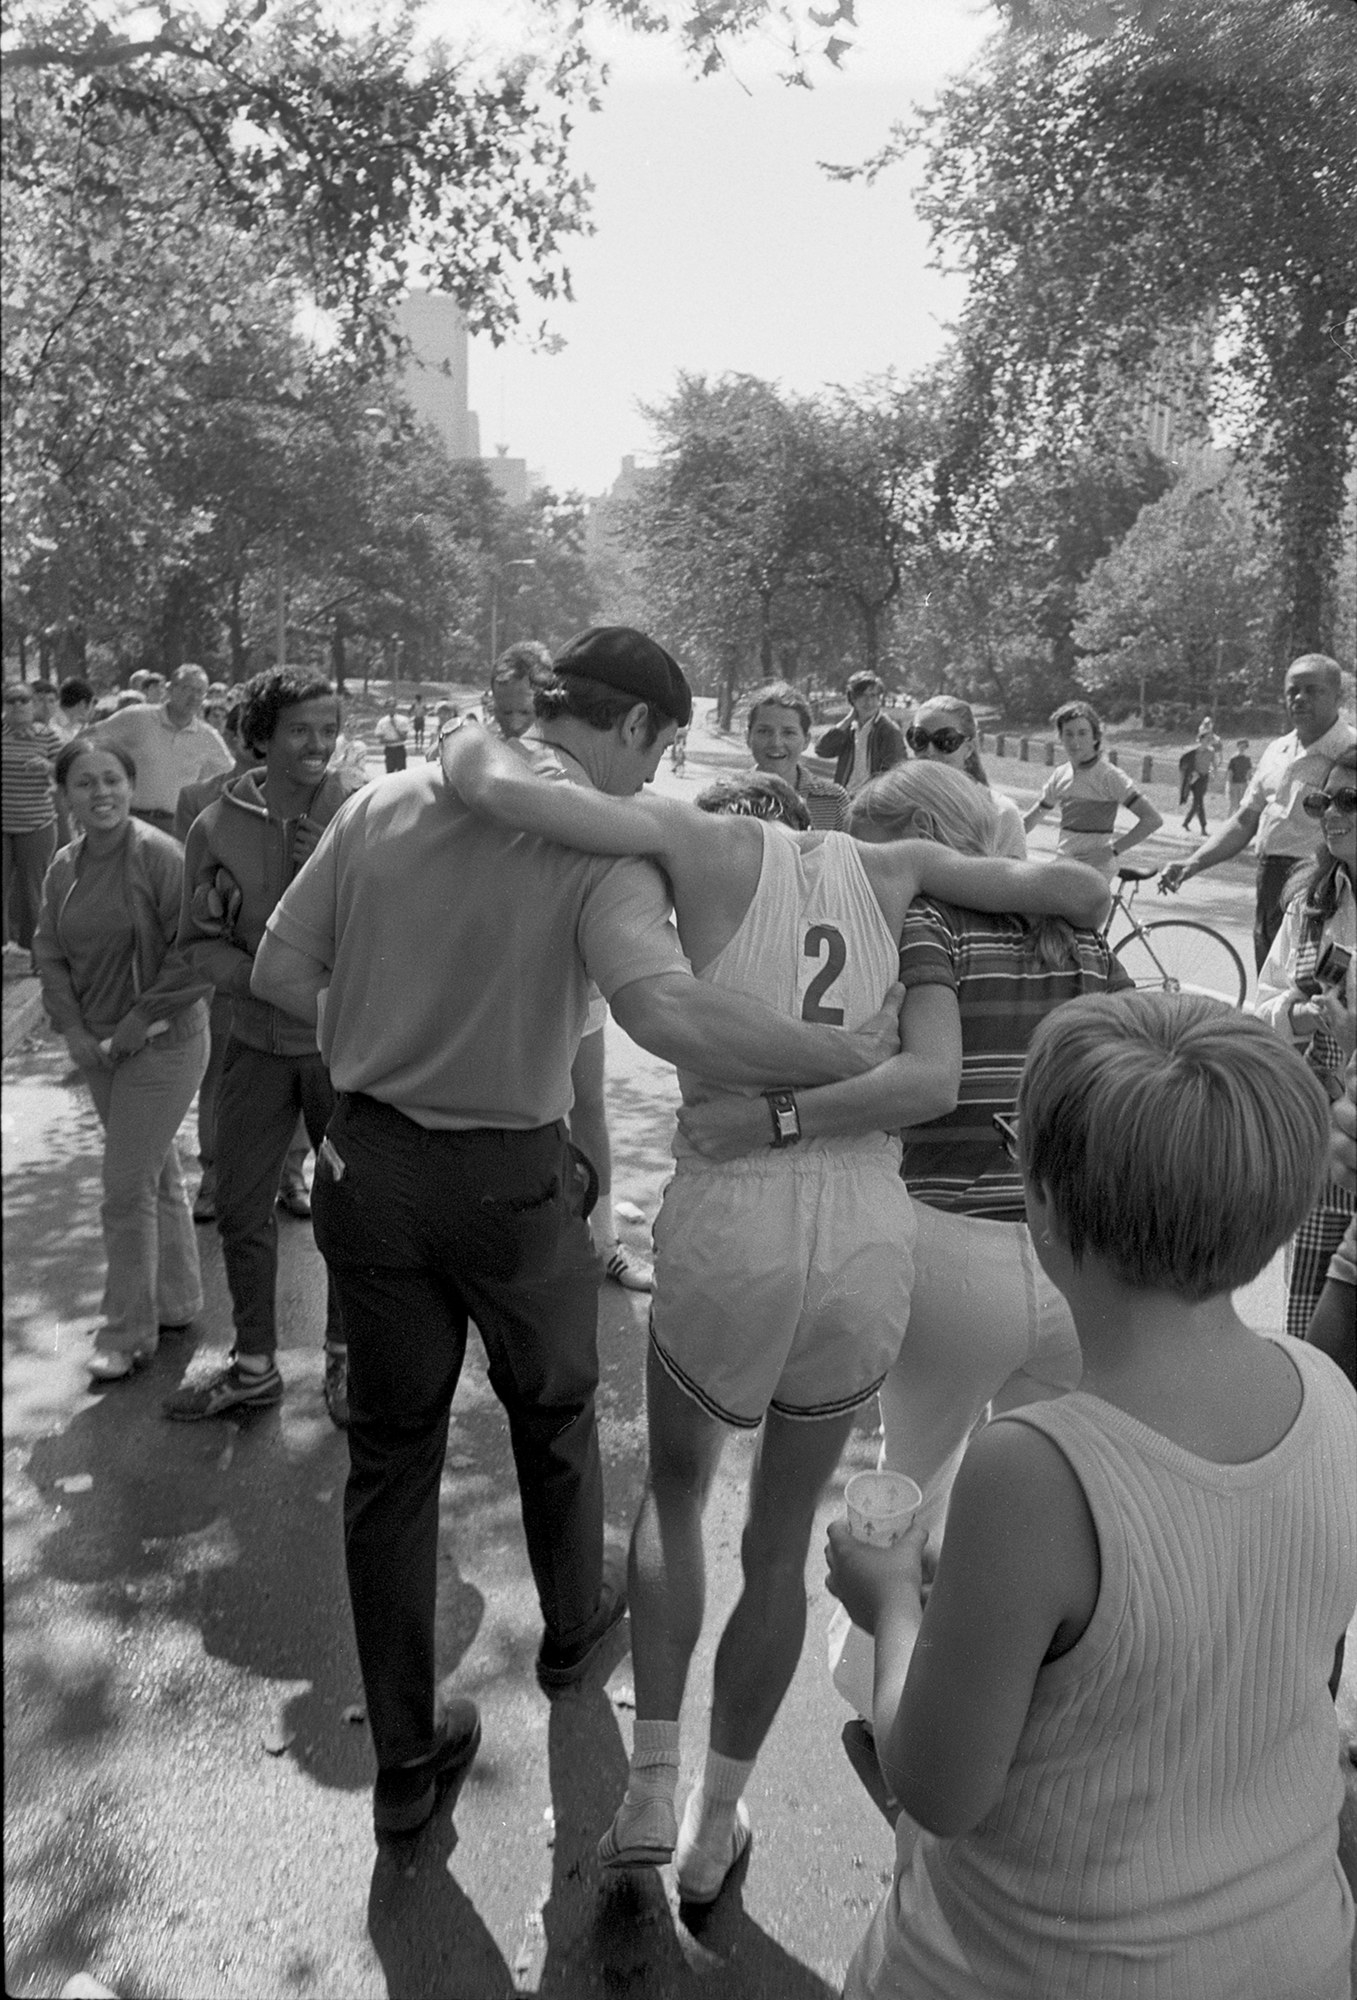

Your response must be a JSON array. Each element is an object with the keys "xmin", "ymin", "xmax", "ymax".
[
  {"xmin": 604, "ymin": 1245, "xmax": 653, "ymax": 1293},
  {"xmin": 323, "ymin": 1344, "xmax": 349, "ymax": 1428},
  {"xmin": 162, "ymin": 1360, "xmax": 283, "ymax": 1421},
  {"xmin": 373, "ymin": 1697, "xmax": 482, "ymax": 1837},
  {"xmin": 536, "ymin": 1547, "xmax": 628, "ymax": 1691}
]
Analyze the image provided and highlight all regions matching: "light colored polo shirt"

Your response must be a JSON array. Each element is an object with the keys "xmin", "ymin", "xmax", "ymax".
[
  {"xmin": 94, "ymin": 704, "xmax": 233, "ymax": 814},
  {"xmin": 1037, "ymin": 756, "xmax": 1144, "ymax": 877},
  {"xmin": 266, "ymin": 762, "xmax": 687, "ymax": 1130},
  {"xmin": 1242, "ymin": 717, "xmax": 1357, "ymax": 861}
]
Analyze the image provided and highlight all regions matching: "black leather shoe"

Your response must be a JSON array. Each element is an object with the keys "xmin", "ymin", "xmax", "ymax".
[{"xmin": 373, "ymin": 1698, "xmax": 482, "ymax": 1837}]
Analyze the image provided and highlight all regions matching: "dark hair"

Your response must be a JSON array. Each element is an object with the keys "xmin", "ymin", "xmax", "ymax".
[
  {"xmin": 1051, "ymin": 699, "xmax": 1103, "ymax": 752},
  {"xmin": 846, "ymin": 671, "xmax": 884, "ymax": 699},
  {"xmin": 746, "ymin": 681, "xmax": 813, "ymax": 737},
  {"xmin": 30, "ymin": 679, "xmax": 57, "ymax": 697},
  {"xmin": 533, "ymin": 675, "xmax": 667, "ymax": 748},
  {"xmin": 57, "ymin": 678, "xmax": 95, "ymax": 710},
  {"xmin": 239, "ymin": 668, "xmax": 336, "ymax": 751},
  {"xmin": 492, "ymin": 641, "xmax": 554, "ymax": 687},
  {"xmin": 696, "ymin": 771, "xmax": 810, "ymax": 829},
  {"xmin": 1288, "ymin": 744, "xmax": 1357, "ymax": 925},
  {"xmin": 55, "ymin": 735, "xmax": 137, "ymax": 788}
]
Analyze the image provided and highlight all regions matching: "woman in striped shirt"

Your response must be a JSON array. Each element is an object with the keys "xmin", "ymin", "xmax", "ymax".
[{"xmin": 849, "ymin": 761, "xmax": 1131, "ymax": 1545}]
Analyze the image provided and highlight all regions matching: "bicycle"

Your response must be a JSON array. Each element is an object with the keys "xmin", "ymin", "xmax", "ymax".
[{"xmin": 1106, "ymin": 864, "xmax": 1248, "ymax": 1007}]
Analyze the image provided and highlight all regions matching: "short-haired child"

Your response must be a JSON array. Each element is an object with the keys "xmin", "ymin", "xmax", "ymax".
[{"xmin": 829, "ymin": 992, "xmax": 1357, "ymax": 1999}]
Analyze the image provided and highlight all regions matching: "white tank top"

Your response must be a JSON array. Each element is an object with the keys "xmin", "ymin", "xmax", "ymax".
[{"xmin": 674, "ymin": 824, "xmax": 899, "ymax": 1159}]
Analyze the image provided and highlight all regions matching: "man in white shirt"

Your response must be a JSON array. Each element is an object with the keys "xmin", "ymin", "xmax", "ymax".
[
  {"xmin": 94, "ymin": 664, "xmax": 232, "ymax": 832},
  {"xmin": 1160, "ymin": 654, "xmax": 1355, "ymax": 968}
]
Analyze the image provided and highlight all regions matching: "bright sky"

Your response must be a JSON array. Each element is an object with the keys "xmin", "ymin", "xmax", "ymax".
[{"xmin": 425, "ymin": 0, "xmax": 998, "ymax": 497}]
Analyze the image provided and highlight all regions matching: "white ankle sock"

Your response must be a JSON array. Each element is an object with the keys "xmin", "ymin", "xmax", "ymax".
[{"xmin": 686, "ymin": 1747, "xmax": 754, "ymax": 1854}]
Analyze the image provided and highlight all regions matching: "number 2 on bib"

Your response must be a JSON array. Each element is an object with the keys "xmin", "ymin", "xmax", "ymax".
[{"xmin": 802, "ymin": 924, "xmax": 847, "ymax": 1024}]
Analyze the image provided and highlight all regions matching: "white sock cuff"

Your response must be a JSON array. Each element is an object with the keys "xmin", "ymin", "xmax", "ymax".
[
  {"xmin": 701, "ymin": 1748, "xmax": 754, "ymax": 1804},
  {"xmin": 632, "ymin": 1719, "xmax": 681, "ymax": 1768}
]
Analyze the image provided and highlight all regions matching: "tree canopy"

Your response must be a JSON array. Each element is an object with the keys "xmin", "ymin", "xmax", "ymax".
[{"xmin": 858, "ymin": 0, "xmax": 1357, "ymax": 661}]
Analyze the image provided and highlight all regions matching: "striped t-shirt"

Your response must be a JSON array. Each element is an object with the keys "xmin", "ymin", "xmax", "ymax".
[
  {"xmin": 797, "ymin": 769, "xmax": 852, "ymax": 831},
  {"xmin": 1037, "ymin": 756, "xmax": 1143, "ymax": 876},
  {"xmin": 1, "ymin": 722, "xmax": 60, "ymax": 833},
  {"xmin": 898, "ymin": 899, "xmax": 1131, "ymax": 1218}
]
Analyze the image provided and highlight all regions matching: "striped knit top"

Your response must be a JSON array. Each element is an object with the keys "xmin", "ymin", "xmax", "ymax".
[
  {"xmin": 1, "ymin": 721, "xmax": 60, "ymax": 833},
  {"xmin": 918, "ymin": 1342, "xmax": 1357, "ymax": 2000},
  {"xmin": 898, "ymin": 899, "xmax": 1131, "ymax": 1218}
]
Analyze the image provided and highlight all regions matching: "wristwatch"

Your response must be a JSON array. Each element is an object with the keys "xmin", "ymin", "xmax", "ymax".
[{"xmin": 765, "ymin": 1089, "xmax": 801, "ymax": 1149}]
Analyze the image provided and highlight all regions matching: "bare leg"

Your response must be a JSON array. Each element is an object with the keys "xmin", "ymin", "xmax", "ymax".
[
  {"xmin": 708, "ymin": 1406, "xmax": 856, "ymax": 1762},
  {"xmin": 629, "ymin": 1347, "xmax": 729, "ymax": 1723},
  {"xmin": 570, "ymin": 1026, "xmax": 652, "ymax": 1289},
  {"xmin": 599, "ymin": 1346, "xmax": 728, "ymax": 1868}
]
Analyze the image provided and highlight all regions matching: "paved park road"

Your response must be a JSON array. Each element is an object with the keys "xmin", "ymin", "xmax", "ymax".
[{"xmin": 5, "ymin": 725, "xmax": 1353, "ymax": 1999}]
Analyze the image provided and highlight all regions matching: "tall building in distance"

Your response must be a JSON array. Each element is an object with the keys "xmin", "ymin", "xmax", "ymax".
[{"xmin": 396, "ymin": 291, "xmax": 528, "ymax": 505}]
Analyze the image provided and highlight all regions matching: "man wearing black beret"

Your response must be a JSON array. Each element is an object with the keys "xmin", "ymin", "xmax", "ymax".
[{"xmin": 250, "ymin": 626, "xmax": 902, "ymax": 1841}]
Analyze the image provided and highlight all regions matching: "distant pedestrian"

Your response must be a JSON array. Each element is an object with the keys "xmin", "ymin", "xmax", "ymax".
[
  {"xmin": 53, "ymin": 679, "xmax": 96, "ymax": 743},
  {"xmin": 374, "ymin": 699, "xmax": 409, "ymax": 773},
  {"xmin": 34, "ymin": 739, "xmax": 211, "ymax": 1382},
  {"xmin": 1161, "ymin": 655, "xmax": 1356, "ymax": 969},
  {"xmin": 94, "ymin": 665, "xmax": 232, "ymax": 832},
  {"xmin": 488, "ymin": 642, "xmax": 554, "ymax": 742},
  {"xmin": 409, "ymin": 693, "xmax": 427, "ymax": 750},
  {"xmin": 1227, "ymin": 739, "xmax": 1254, "ymax": 815},
  {"xmin": 1023, "ymin": 700, "xmax": 1162, "ymax": 878},
  {"xmin": 3, "ymin": 681, "xmax": 61, "ymax": 959},
  {"xmin": 1179, "ymin": 724, "xmax": 1217, "ymax": 836},
  {"xmin": 815, "ymin": 672, "xmax": 907, "ymax": 797},
  {"xmin": 426, "ymin": 702, "xmax": 456, "ymax": 761}
]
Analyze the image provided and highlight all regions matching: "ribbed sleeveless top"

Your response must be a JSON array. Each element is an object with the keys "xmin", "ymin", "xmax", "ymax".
[
  {"xmin": 674, "ymin": 825, "xmax": 898, "ymax": 1161},
  {"xmin": 922, "ymin": 1339, "xmax": 1357, "ymax": 1999}
]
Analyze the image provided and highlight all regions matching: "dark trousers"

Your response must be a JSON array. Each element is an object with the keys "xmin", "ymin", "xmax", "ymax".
[
  {"xmin": 1183, "ymin": 775, "xmax": 1209, "ymax": 834},
  {"xmin": 196, "ymin": 993, "xmax": 234, "ymax": 1167},
  {"xmin": 214, "ymin": 1038, "xmax": 342, "ymax": 1356},
  {"xmin": 1254, "ymin": 854, "xmax": 1300, "ymax": 971},
  {"xmin": 3, "ymin": 822, "xmax": 57, "ymax": 952},
  {"xmin": 382, "ymin": 745, "xmax": 407, "ymax": 773},
  {"xmin": 312, "ymin": 1095, "xmax": 604, "ymax": 1768}
]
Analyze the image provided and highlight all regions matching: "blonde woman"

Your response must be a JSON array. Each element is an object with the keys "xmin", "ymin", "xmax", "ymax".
[{"xmin": 904, "ymin": 695, "xmax": 1027, "ymax": 858}]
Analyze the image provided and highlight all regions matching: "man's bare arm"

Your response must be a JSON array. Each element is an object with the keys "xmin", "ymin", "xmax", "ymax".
[
  {"xmin": 871, "ymin": 842, "xmax": 1111, "ymax": 933},
  {"xmin": 442, "ymin": 723, "xmax": 670, "ymax": 854},
  {"xmin": 610, "ymin": 973, "xmax": 904, "ymax": 1089},
  {"xmin": 1159, "ymin": 803, "xmax": 1260, "ymax": 892},
  {"xmin": 251, "ymin": 929, "xmax": 329, "ymax": 1029}
]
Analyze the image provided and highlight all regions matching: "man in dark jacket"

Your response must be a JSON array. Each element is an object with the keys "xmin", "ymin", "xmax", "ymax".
[
  {"xmin": 814, "ymin": 671, "xmax": 907, "ymax": 796},
  {"xmin": 165, "ymin": 667, "xmax": 365, "ymax": 1426}
]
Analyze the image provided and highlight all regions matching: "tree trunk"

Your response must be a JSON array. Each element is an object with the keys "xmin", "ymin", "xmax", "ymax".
[
  {"xmin": 758, "ymin": 589, "xmax": 774, "ymax": 678},
  {"xmin": 331, "ymin": 613, "xmax": 348, "ymax": 694},
  {"xmin": 861, "ymin": 603, "xmax": 880, "ymax": 678},
  {"xmin": 719, "ymin": 652, "xmax": 740, "ymax": 732},
  {"xmin": 226, "ymin": 579, "xmax": 249, "ymax": 680},
  {"xmin": 1268, "ymin": 292, "xmax": 1348, "ymax": 660}
]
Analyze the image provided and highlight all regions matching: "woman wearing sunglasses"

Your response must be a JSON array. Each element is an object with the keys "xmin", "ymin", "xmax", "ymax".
[
  {"xmin": 1254, "ymin": 746, "xmax": 1356, "ymax": 1338},
  {"xmin": 905, "ymin": 696, "xmax": 1027, "ymax": 859}
]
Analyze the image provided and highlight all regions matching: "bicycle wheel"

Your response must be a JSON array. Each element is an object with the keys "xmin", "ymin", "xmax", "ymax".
[{"xmin": 1114, "ymin": 920, "xmax": 1248, "ymax": 1007}]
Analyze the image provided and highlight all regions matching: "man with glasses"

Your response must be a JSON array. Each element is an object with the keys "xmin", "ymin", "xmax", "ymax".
[
  {"xmin": 815, "ymin": 672, "xmax": 906, "ymax": 797},
  {"xmin": 1161, "ymin": 655, "xmax": 1355, "ymax": 968},
  {"xmin": 745, "ymin": 680, "xmax": 851, "ymax": 830}
]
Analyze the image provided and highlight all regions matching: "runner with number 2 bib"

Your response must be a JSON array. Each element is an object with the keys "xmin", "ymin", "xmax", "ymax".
[{"xmin": 441, "ymin": 729, "xmax": 1110, "ymax": 1905}]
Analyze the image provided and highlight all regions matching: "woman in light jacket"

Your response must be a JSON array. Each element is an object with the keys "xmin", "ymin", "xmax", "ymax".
[{"xmin": 34, "ymin": 739, "xmax": 212, "ymax": 1381}]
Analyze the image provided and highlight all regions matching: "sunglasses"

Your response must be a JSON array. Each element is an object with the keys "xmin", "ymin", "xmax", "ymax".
[
  {"xmin": 907, "ymin": 725, "xmax": 970, "ymax": 755},
  {"xmin": 993, "ymin": 1112, "xmax": 1020, "ymax": 1161},
  {"xmin": 1301, "ymin": 788, "xmax": 1357, "ymax": 820}
]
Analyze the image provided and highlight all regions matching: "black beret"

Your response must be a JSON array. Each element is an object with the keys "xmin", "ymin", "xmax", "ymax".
[{"xmin": 552, "ymin": 627, "xmax": 692, "ymax": 728}]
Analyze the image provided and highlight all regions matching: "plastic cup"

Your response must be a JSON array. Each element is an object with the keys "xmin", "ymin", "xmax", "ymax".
[{"xmin": 844, "ymin": 1470, "xmax": 922, "ymax": 1548}]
